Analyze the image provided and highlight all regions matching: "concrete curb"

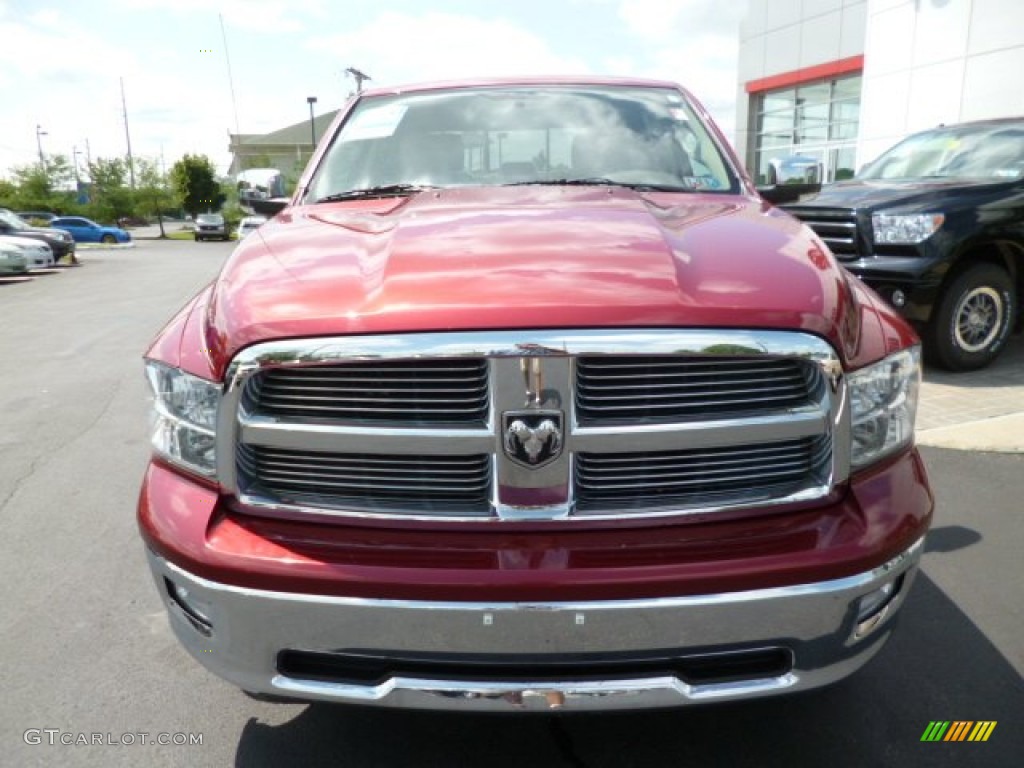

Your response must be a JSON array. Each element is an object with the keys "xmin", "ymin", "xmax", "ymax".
[
  {"xmin": 917, "ymin": 413, "xmax": 1024, "ymax": 454},
  {"xmin": 76, "ymin": 242, "xmax": 136, "ymax": 250}
]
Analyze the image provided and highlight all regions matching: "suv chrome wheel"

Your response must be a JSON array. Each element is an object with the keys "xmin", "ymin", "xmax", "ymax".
[
  {"xmin": 929, "ymin": 264, "xmax": 1015, "ymax": 371},
  {"xmin": 954, "ymin": 285, "xmax": 1003, "ymax": 352}
]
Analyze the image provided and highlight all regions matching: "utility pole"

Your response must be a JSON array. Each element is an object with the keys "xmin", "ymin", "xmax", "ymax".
[
  {"xmin": 85, "ymin": 138, "xmax": 92, "ymax": 168},
  {"xmin": 35, "ymin": 124, "xmax": 47, "ymax": 167},
  {"xmin": 306, "ymin": 96, "xmax": 318, "ymax": 150},
  {"xmin": 345, "ymin": 67, "xmax": 371, "ymax": 93},
  {"xmin": 120, "ymin": 76, "xmax": 136, "ymax": 188}
]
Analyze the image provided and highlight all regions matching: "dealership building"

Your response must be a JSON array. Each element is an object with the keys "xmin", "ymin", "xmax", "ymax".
[{"xmin": 734, "ymin": 0, "xmax": 1024, "ymax": 183}]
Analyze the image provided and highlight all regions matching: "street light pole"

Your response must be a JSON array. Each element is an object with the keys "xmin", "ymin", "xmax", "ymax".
[
  {"xmin": 36, "ymin": 124, "xmax": 47, "ymax": 167},
  {"xmin": 345, "ymin": 67, "xmax": 371, "ymax": 93},
  {"xmin": 306, "ymin": 96, "xmax": 318, "ymax": 150}
]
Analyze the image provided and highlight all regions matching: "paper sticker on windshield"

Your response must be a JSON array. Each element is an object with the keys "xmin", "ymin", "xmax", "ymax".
[
  {"xmin": 341, "ymin": 104, "xmax": 408, "ymax": 142},
  {"xmin": 681, "ymin": 176, "xmax": 721, "ymax": 190}
]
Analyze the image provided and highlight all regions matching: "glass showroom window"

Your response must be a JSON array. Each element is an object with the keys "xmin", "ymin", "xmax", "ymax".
[{"xmin": 751, "ymin": 74, "xmax": 862, "ymax": 184}]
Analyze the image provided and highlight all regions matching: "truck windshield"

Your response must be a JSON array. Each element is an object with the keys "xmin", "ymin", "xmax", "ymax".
[
  {"xmin": 306, "ymin": 84, "xmax": 738, "ymax": 200},
  {"xmin": 859, "ymin": 123, "xmax": 1024, "ymax": 182}
]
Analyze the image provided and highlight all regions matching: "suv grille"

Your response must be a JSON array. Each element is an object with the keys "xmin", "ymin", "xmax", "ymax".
[
  {"xmin": 224, "ymin": 331, "xmax": 843, "ymax": 521},
  {"xmin": 786, "ymin": 208, "xmax": 860, "ymax": 260}
]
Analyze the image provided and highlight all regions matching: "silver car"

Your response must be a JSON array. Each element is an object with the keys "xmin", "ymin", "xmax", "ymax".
[
  {"xmin": 237, "ymin": 215, "xmax": 267, "ymax": 240},
  {"xmin": 194, "ymin": 213, "xmax": 229, "ymax": 242},
  {"xmin": 0, "ymin": 234, "xmax": 54, "ymax": 269},
  {"xmin": 0, "ymin": 240, "xmax": 29, "ymax": 274}
]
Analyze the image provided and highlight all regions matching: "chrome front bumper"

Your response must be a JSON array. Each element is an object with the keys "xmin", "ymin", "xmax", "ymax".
[{"xmin": 147, "ymin": 539, "xmax": 923, "ymax": 711}]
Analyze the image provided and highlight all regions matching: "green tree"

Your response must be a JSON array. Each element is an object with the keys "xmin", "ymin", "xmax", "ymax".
[
  {"xmin": 86, "ymin": 157, "xmax": 135, "ymax": 224},
  {"xmin": 6, "ymin": 155, "xmax": 76, "ymax": 212},
  {"xmin": 170, "ymin": 154, "xmax": 224, "ymax": 218},
  {"xmin": 134, "ymin": 159, "xmax": 178, "ymax": 238}
]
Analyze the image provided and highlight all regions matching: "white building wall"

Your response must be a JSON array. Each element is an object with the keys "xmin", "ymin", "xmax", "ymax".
[
  {"xmin": 735, "ymin": 0, "xmax": 867, "ymax": 166},
  {"xmin": 858, "ymin": 0, "xmax": 1024, "ymax": 166}
]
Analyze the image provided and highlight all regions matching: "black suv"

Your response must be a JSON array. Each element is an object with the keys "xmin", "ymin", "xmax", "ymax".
[
  {"xmin": 0, "ymin": 208, "xmax": 77, "ymax": 263},
  {"xmin": 784, "ymin": 118, "xmax": 1024, "ymax": 371}
]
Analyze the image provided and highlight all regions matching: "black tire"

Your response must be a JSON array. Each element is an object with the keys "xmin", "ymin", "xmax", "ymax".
[
  {"xmin": 194, "ymin": 234, "xmax": 200, "ymax": 242},
  {"xmin": 926, "ymin": 263, "xmax": 1016, "ymax": 371},
  {"xmin": 101, "ymin": 233, "xmax": 117, "ymax": 244}
]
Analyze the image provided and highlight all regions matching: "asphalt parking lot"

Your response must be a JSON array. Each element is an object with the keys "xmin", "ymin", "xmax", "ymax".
[{"xmin": 1, "ymin": 241, "xmax": 1022, "ymax": 767}]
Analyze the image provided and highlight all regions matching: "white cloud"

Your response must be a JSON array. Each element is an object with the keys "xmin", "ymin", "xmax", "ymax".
[
  {"xmin": 113, "ymin": 0, "xmax": 325, "ymax": 33},
  {"xmin": 618, "ymin": 0, "xmax": 746, "ymax": 40},
  {"xmin": 613, "ymin": 0, "xmax": 745, "ymax": 142},
  {"xmin": 307, "ymin": 12, "xmax": 591, "ymax": 87}
]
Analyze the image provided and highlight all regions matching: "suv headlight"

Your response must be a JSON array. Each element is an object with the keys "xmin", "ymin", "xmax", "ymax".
[
  {"xmin": 145, "ymin": 361, "xmax": 220, "ymax": 477},
  {"xmin": 871, "ymin": 213, "xmax": 944, "ymax": 245},
  {"xmin": 849, "ymin": 347, "xmax": 921, "ymax": 468}
]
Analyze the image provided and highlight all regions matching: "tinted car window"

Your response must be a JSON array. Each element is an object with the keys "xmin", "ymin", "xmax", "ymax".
[{"xmin": 860, "ymin": 123, "xmax": 1024, "ymax": 181}]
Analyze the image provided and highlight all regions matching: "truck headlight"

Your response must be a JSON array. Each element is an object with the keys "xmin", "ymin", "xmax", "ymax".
[
  {"xmin": 145, "ymin": 361, "xmax": 220, "ymax": 477},
  {"xmin": 848, "ymin": 347, "xmax": 920, "ymax": 468},
  {"xmin": 871, "ymin": 213, "xmax": 944, "ymax": 245}
]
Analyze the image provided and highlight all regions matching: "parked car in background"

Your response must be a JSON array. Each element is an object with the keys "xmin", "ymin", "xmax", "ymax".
[
  {"xmin": 0, "ymin": 240, "xmax": 29, "ymax": 275},
  {"xmin": 0, "ymin": 208, "xmax": 76, "ymax": 263},
  {"xmin": 784, "ymin": 117, "xmax": 1024, "ymax": 371},
  {"xmin": 0, "ymin": 234, "xmax": 55, "ymax": 269},
  {"xmin": 49, "ymin": 216, "xmax": 131, "ymax": 244},
  {"xmin": 194, "ymin": 213, "xmax": 229, "ymax": 241},
  {"xmin": 236, "ymin": 215, "xmax": 267, "ymax": 239},
  {"xmin": 17, "ymin": 211, "xmax": 57, "ymax": 225}
]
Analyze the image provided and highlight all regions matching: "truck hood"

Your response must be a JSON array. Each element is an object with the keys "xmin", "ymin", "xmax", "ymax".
[
  {"xmin": 787, "ymin": 177, "xmax": 1014, "ymax": 211},
  {"xmin": 205, "ymin": 186, "xmax": 859, "ymax": 373}
]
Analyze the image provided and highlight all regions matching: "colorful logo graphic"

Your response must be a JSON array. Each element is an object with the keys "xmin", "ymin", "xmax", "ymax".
[{"xmin": 921, "ymin": 721, "xmax": 997, "ymax": 742}]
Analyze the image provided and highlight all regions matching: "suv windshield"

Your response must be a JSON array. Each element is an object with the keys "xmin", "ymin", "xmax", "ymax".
[
  {"xmin": 197, "ymin": 214, "xmax": 223, "ymax": 224},
  {"xmin": 306, "ymin": 84, "xmax": 737, "ymax": 200},
  {"xmin": 859, "ymin": 122, "xmax": 1024, "ymax": 182}
]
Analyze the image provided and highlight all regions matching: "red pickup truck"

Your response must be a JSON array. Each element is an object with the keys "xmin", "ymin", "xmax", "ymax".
[{"xmin": 139, "ymin": 77, "xmax": 932, "ymax": 711}]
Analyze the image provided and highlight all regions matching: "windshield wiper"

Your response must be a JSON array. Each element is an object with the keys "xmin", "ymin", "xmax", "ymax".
[
  {"xmin": 504, "ymin": 178, "xmax": 692, "ymax": 192},
  {"xmin": 313, "ymin": 184, "xmax": 436, "ymax": 203}
]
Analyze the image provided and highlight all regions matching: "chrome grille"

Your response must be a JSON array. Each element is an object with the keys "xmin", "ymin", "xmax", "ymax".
[
  {"xmin": 247, "ymin": 359, "xmax": 488, "ymax": 425},
  {"xmin": 576, "ymin": 356, "xmax": 818, "ymax": 423},
  {"xmin": 575, "ymin": 435, "xmax": 831, "ymax": 513},
  {"xmin": 238, "ymin": 445, "xmax": 491, "ymax": 515},
  {"xmin": 786, "ymin": 208, "xmax": 860, "ymax": 259},
  {"xmin": 221, "ymin": 330, "xmax": 846, "ymax": 522}
]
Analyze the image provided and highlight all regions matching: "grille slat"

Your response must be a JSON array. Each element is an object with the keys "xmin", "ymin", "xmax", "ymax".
[
  {"xmin": 786, "ymin": 208, "xmax": 860, "ymax": 259},
  {"xmin": 248, "ymin": 359, "xmax": 488, "ymax": 425},
  {"xmin": 238, "ymin": 445, "xmax": 492, "ymax": 514},
  {"xmin": 575, "ymin": 436, "xmax": 829, "ymax": 512},
  {"xmin": 576, "ymin": 356, "xmax": 816, "ymax": 423}
]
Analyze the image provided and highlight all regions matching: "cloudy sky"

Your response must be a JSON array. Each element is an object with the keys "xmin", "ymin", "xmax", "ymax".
[{"xmin": 0, "ymin": 0, "xmax": 746, "ymax": 179}]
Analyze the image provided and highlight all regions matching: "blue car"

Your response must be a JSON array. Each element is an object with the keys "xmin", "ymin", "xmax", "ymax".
[{"xmin": 49, "ymin": 216, "xmax": 131, "ymax": 244}]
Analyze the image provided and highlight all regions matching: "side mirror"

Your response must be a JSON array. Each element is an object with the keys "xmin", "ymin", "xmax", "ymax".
[{"xmin": 756, "ymin": 155, "xmax": 823, "ymax": 205}]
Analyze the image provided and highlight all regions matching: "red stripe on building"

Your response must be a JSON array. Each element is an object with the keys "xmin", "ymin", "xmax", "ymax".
[{"xmin": 745, "ymin": 55, "xmax": 864, "ymax": 93}]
